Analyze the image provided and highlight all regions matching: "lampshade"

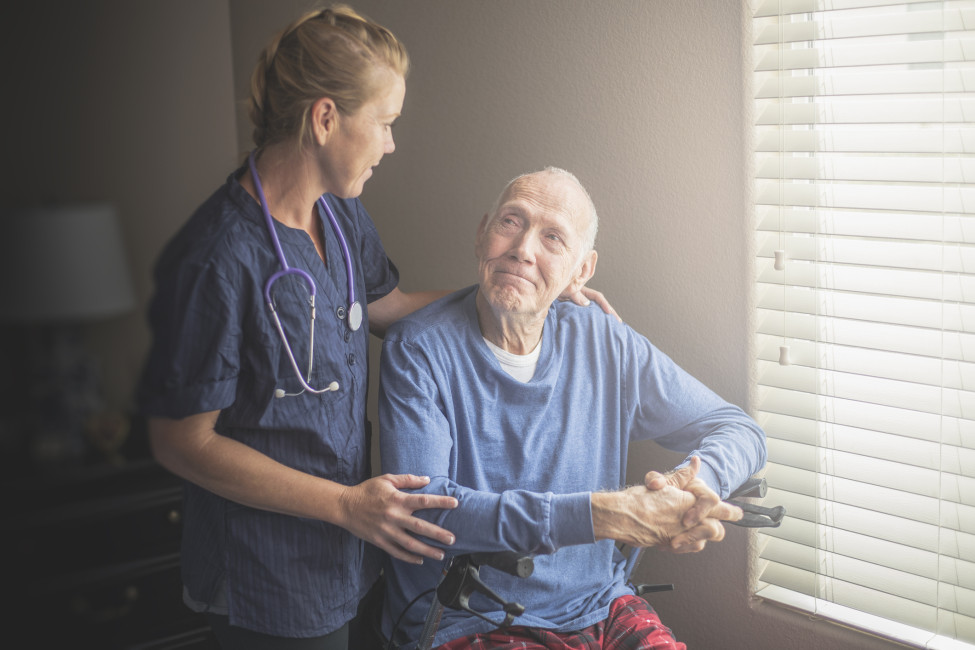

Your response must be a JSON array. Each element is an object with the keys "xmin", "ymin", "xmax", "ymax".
[{"xmin": 0, "ymin": 204, "xmax": 135, "ymax": 323}]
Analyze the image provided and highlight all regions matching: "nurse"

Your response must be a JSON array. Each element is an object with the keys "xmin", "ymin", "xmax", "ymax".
[{"xmin": 138, "ymin": 4, "xmax": 611, "ymax": 649}]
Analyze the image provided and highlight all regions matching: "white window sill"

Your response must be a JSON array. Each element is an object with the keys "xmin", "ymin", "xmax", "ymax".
[{"xmin": 756, "ymin": 585, "xmax": 975, "ymax": 650}]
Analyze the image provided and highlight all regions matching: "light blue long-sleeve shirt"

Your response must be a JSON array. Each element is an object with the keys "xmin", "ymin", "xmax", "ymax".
[{"xmin": 379, "ymin": 286, "xmax": 766, "ymax": 648}]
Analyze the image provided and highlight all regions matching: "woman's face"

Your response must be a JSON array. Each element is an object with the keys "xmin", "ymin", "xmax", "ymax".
[{"xmin": 322, "ymin": 70, "xmax": 405, "ymax": 198}]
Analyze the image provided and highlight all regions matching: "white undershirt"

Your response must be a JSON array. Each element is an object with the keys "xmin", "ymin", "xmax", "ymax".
[{"xmin": 483, "ymin": 336, "xmax": 542, "ymax": 383}]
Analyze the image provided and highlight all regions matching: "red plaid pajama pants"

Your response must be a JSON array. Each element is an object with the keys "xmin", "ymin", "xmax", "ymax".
[{"xmin": 434, "ymin": 595, "xmax": 686, "ymax": 650}]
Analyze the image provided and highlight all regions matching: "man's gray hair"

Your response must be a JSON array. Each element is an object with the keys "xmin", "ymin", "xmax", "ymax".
[{"xmin": 489, "ymin": 167, "xmax": 599, "ymax": 254}]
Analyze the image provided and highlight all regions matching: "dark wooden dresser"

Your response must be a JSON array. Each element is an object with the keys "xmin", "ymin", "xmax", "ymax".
[{"xmin": 3, "ymin": 422, "xmax": 218, "ymax": 649}]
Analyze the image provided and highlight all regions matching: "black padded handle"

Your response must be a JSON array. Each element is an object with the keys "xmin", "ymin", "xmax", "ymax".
[{"xmin": 468, "ymin": 552, "xmax": 535, "ymax": 579}]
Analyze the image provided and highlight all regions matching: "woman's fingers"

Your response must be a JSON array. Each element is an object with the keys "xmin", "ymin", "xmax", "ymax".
[
  {"xmin": 386, "ymin": 531, "xmax": 446, "ymax": 564},
  {"xmin": 404, "ymin": 513, "xmax": 456, "ymax": 548},
  {"xmin": 580, "ymin": 287, "xmax": 621, "ymax": 321},
  {"xmin": 385, "ymin": 473, "xmax": 433, "ymax": 489},
  {"xmin": 399, "ymin": 489, "xmax": 458, "ymax": 513}
]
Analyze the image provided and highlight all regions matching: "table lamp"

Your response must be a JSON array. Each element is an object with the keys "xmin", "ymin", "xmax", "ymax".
[{"xmin": 0, "ymin": 204, "xmax": 135, "ymax": 467}]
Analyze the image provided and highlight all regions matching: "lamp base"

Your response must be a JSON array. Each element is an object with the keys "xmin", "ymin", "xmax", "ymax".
[{"xmin": 25, "ymin": 324, "xmax": 102, "ymax": 469}]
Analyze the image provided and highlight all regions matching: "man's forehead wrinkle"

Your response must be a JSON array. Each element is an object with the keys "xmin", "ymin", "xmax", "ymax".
[{"xmin": 500, "ymin": 183, "xmax": 581, "ymax": 227}]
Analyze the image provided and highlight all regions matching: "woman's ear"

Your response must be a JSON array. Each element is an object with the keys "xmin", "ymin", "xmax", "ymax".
[{"xmin": 310, "ymin": 97, "xmax": 339, "ymax": 146}]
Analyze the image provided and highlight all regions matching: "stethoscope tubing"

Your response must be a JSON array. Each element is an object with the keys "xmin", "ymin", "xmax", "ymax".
[
  {"xmin": 247, "ymin": 150, "xmax": 358, "ymax": 321},
  {"xmin": 248, "ymin": 149, "xmax": 359, "ymax": 397},
  {"xmin": 248, "ymin": 151, "xmax": 318, "ymax": 303},
  {"xmin": 318, "ymin": 195, "xmax": 356, "ymax": 307}
]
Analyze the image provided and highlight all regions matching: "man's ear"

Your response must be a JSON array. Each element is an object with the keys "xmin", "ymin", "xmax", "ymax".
[
  {"xmin": 310, "ymin": 97, "xmax": 339, "ymax": 146},
  {"xmin": 566, "ymin": 249, "xmax": 598, "ymax": 295},
  {"xmin": 474, "ymin": 213, "xmax": 489, "ymax": 258}
]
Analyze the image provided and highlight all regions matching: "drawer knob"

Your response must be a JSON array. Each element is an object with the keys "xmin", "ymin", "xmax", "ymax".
[{"xmin": 167, "ymin": 509, "xmax": 182, "ymax": 524}]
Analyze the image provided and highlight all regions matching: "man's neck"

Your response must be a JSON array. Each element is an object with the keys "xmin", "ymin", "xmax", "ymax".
[{"xmin": 475, "ymin": 290, "xmax": 545, "ymax": 355}]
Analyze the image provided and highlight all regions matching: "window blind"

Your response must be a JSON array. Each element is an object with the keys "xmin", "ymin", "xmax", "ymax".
[{"xmin": 752, "ymin": 1, "xmax": 975, "ymax": 648}]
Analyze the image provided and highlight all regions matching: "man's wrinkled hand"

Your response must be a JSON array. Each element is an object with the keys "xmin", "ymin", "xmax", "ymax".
[
  {"xmin": 644, "ymin": 456, "xmax": 738, "ymax": 529},
  {"xmin": 592, "ymin": 481, "xmax": 741, "ymax": 553},
  {"xmin": 642, "ymin": 457, "xmax": 743, "ymax": 550}
]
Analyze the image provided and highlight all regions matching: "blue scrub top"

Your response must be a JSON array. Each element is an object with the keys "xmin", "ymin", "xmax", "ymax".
[{"xmin": 137, "ymin": 167, "xmax": 399, "ymax": 637}]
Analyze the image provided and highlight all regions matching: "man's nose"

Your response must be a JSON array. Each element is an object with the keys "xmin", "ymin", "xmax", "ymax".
[{"xmin": 507, "ymin": 231, "xmax": 537, "ymax": 263}]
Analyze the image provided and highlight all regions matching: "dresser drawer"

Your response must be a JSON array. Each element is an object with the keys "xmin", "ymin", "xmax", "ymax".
[
  {"xmin": 19, "ymin": 485, "xmax": 184, "ymax": 573},
  {"xmin": 4, "ymin": 455, "xmax": 217, "ymax": 648},
  {"xmin": 27, "ymin": 553, "xmax": 214, "ymax": 648}
]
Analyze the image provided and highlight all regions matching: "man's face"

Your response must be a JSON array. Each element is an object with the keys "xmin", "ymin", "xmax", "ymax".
[{"xmin": 476, "ymin": 172, "xmax": 594, "ymax": 318}]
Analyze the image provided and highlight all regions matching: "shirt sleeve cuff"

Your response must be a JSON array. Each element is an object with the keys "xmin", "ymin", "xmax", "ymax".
[
  {"xmin": 673, "ymin": 457, "xmax": 724, "ymax": 497},
  {"xmin": 695, "ymin": 461, "xmax": 723, "ymax": 497},
  {"xmin": 138, "ymin": 377, "xmax": 237, "ymax": 419},
  {"xmin": 549, "ymin": 492, "xmax": 597, "ymax": 547}
]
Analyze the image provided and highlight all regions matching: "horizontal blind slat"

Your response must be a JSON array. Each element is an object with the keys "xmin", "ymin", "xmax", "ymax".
[
  {"xmin": 755, "ymin": 97, "xmax": 975, "ymax": 125},
  {"xmin": 756, "ymin": 180, "xmax": 975, "ymax": 214},
  {"xmin": 754, "ymin": 0, "xmax": 952, "ymax": 19},
  {"xmin": 756, "ymin": 286, "xmax": 975, "ymax": 330},
  {"xmin": 756, "ymin": 68, "xmax": 975, "ymax": 99},
  {"xmin": 755, "ymin": 126, "xmax": 975, "ymax": 153},
  {"xmin": 757, "ymin": 264, "xmax": 975, "ymax": 303},
  {"xmin": 756, "ymin": 155, "xmax": 975, "ymax": 184},
  {"xmin": 755, "ymin": 208, "xmax": 975, "ymax": 244},
  {"xmin": 755, "ymin": 37, "xmax": 975, "ymax": 70},
  {"xmin": 756, "ymin": 232, "xmax": 975, "ymax": 273},
  {"xmin": 754, "ymin": 9, "xmax": 975, "ymax": 45}
]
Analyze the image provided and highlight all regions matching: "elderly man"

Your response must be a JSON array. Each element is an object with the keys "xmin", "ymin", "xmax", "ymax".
[{"xmin": 378, "ymin": 168, "xmax": 767, "ymax": 649}]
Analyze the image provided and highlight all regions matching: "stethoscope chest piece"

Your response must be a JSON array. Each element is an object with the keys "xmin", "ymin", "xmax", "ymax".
[{"xmin": 348, "ymin": 301, "xmax": 363, "ymax": 331}]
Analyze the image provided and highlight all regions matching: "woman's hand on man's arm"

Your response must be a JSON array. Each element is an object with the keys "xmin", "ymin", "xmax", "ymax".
[{"xmin": 148, "ymin": 413, "xmax": 457, "ymax": 563}]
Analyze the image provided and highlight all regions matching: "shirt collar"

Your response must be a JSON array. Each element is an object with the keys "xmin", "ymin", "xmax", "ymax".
[{"xmin": 226, "ymin": 164, "xmax": 265, "ymax": 227}]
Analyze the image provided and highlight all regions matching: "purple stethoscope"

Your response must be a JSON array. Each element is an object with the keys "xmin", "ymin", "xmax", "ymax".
[{"xmin": 248, "ymin": 150, "xmax": 362, "ymax": 398}]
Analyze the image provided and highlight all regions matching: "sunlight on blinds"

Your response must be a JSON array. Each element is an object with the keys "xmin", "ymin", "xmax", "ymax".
[{"xmin": 752, "ymin": 0, "xmax": 975, "ymax": 648}]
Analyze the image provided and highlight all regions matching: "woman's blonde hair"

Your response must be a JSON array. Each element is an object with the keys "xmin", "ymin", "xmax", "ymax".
[{"xmin": 249, "ymin": 4, "xmax": 409, "ymax": 150}]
